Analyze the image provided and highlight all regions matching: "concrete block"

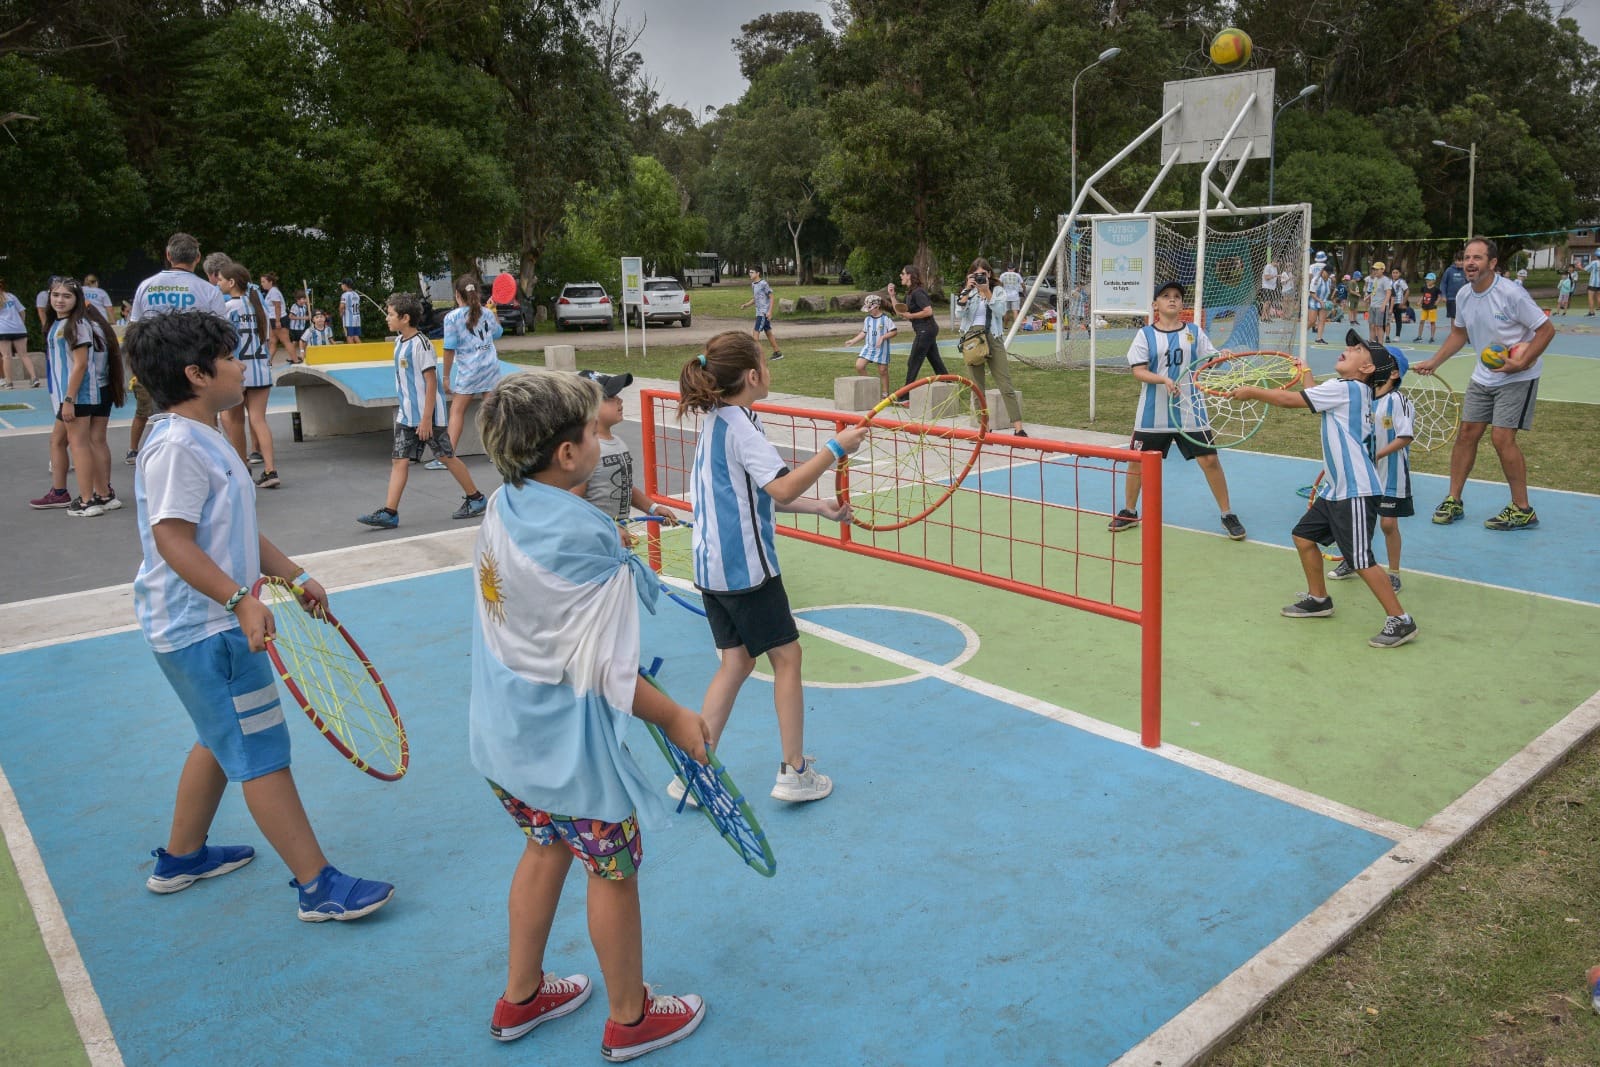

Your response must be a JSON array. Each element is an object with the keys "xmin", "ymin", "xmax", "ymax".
[
  {"xmin": 834, "ymin": 376, "xmax": 880, "ymax": 412},
  {"xmin": 908, "ymin": 380, "xmax": 957, "ymax": 421},
  {"xmin": 293, "ymin": 382, "xmax": 396, "ymax": 440},
  {"xmin": 983, "ymin": 389, "xmax": 1022, "ymax": 428},
  {"xmin": 543, "ymin": 344, "xmax": 577, "ymax": 371},
  {"xmin": 778, "ymin": 298, "xmax": 797, "ymax": 314}
]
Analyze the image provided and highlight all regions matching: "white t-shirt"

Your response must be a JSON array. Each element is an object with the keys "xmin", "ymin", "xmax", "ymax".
[
  {"xmin": 690, "ymin": 406, "xmax": 786, "ymax": 593},
  {"xmin": 129, "ymin": 269, "xmax": 228, "ymax": 321},
  {"xmin": 1302, "ymin": 377, "xmax": 1380, "ymax": 500},
  {"xmin": 83, "ymin": 286, "xmax": 113, "ymax": 314},
  {"xmin": 133, "ymin": 415, "xmax": 261, "ymax": 653},
  {"xmin": 1454, "ymin": 276, "xmax": 1546, "ymax": 388},
  {"xmin": 1260, "ymin": 264, "xmax": 1279, "ymax": 291},
  {"xmin": 0, "ymin": 292, "xmax": 25, "ymax": 334},
  {"xmin": 263, "ymin": 286, "xmax": 286, "ymax": 323}
]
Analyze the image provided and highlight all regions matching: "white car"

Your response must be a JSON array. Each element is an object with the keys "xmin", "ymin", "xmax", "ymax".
[
  {"xmin": 627, "ymin": 277, "xmax": 691, "ymax": 327},
  {"xmin": 555, "ymin": 283, "xmax": 614, "ymax": 330}
]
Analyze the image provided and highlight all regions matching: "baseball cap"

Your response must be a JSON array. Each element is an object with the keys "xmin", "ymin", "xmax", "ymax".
[
  {"xmin": 1342, "ymin": 274, "xmax": 1351, "ymax": 281},
  {"xmin": 1425, "ymin": 272, "xmax": 1437, "ymax": 281},
  {"xmin": 578, "ymin": 369, "xmax": 633, "ymax": 398},
  {"xmin": 1314, "ymin": 251, "xmax": 1327, "ymax": 261},
  {"xmin": 1352, "ymin": 270, "xmax": 1363, "ymax": 280},
  {"xmin": 1155, "ymin": 279, "xmax": 1185, "ymax": 299},
  {"xmin": 1385, "ymin": 345, "xmax": 1408, "ymax": 382},
  {"xmin": 1372, "ymin": 261, "xmax": 1386, "ymax": 272},
  {"xmin": 863, "ymin": 294, "xmax": 883, "ymax": 311}
]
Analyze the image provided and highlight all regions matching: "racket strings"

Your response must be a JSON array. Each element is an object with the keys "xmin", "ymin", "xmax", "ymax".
[
  {"xmin": 673, "ymin": 754, "xmax": 768, "ymax": 864},
  {"xmin": 845, "ymin": 379, "xmax": 984, "ymax": 530},
  {"xmin": 1404, "ymin": 377, "xmax": 1462, "ymax": 452},
  {"xmin": 263, "ymin": 588, "xmax": 407, "ymax": 776}
]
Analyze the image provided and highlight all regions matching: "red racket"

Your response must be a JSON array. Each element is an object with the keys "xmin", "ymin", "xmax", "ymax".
[
  {"xmin": 251, "ymin": 576, "xmax": 410, "ymax": 781},
  {"xmin": 490, "ymin": 273, "xmax": 517, "ymax": 306},
  {"xmin": 837, "ymin": 374, "xmax": 987, "ymax": 532}
]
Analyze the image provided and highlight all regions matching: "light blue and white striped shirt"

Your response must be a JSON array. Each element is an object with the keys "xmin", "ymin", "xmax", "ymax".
[
  {"xmin": 690, "ymin": 406, "xmax": 787, "ymax": 593},
  {"xmin": 45, "ymin": 320, "xmax": 104, "ymax": 409},
  {"xmin": 340, "ymin": 289, "xmax": 361, "ymax": 329},
  {"xmin": 1372, "ymin": 390, "xmax": 1414, "ymax": 499},
  {"xmin": 226, "ymin": 295, "xmax": 262, "ymax": 359},
  {"xmin": 303, "ymin": 325, "xmax": 332, "ymax": 348},
  {"xmin": 133, "ymin": 415, "xmax": 261, "ymax": 653},
  {"xmin": 856, "ymin": 313, "xmax": 896, "ymax": 365},
  {"xmin": 393, "ymin": 333, "xmax": 446, "ymax": 427},
  {"xmin": 1127, "ymin": 323, "xmax": 1216, "ymax": 432},
  {"xmin": 1303, "ymin": 377, "xmax": 1381, "ymax": 500}
]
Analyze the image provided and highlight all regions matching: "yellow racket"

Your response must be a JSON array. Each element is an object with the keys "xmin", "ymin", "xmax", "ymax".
[{"xmin": 838, "ymin": 374, "xmax": 987, "ymax": 531}]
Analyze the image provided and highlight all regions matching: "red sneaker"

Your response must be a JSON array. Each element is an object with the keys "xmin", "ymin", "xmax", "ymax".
[
  {"xmin": 601, "ymin": 986, "xmax": 706, "ymax": 1062},
  {"xmin": 489, "ymin": 972, "xmax": 592, "ymax": 1042}
]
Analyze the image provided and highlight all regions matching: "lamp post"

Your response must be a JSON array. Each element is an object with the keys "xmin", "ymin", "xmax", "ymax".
[
  {"xmin": 1071, "ymin": 47, "xmax": 1121, "ymax": 207},
  {"xmin": 1267, "ymin": 83, "xmax": 1319, "ymax": 206},
  {"xmin": 1432, "ymin": 139, "xmax": 1476, "ymax": 241}
]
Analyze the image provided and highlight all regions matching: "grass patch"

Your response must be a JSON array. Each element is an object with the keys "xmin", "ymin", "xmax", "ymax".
[
  {"xmin": 0, "ymin": 403, "xmax": 26, "ymax": 412},
  {"xmin": 510, "ymin": 335, "xmax": 1600, "ymax": 496}
]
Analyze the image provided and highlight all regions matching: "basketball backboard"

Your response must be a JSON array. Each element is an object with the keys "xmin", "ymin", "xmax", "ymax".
[{"xmin": 1161, "ymin": 69, "xmax": 1275, "ymax": 166}]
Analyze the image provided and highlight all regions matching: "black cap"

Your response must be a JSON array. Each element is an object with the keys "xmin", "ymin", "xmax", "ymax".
[
  {"xmin": 340, "ymin": 277, "xmax": 354, "ymax": 287},
  {"xmin": 1155, "ymin": 279, "xmax": 1185, "ymax": 300},
  {"xmin": 578, "ymin": 369, "xmax": 633, "ymax": 398},
  {"xmin": 1345, "ymin": 329, "xmax": 1396, "ymax": 384}
]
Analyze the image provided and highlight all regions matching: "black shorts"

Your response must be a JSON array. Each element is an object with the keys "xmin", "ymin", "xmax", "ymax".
[
  {"xmin": 699, "ymin": 576, "xmax": 799, "ymax": 659},
  {"xmin": 1293, "ymin": 495, "xmax": 1379, "ymax": 570},
  {"xmin": 1376, "ymin": 495, "xmax": 1414, "ymax": 518},
  {"xmin": 0, "ymin": 331, "xmax": 26, "ymax": 341},
  {"xmin": 1129, "ymin": 429, "xmax": 1216, "ymax": 460},
  {"xmin": 1445, "ymin": 298, "xmax": 1457, "ymax": 320},
  {"xmin": 288, "ymin": 328, "xmax": 305, "ymax": 343},
  {"xmin": 57, "ymin": 399, "xmax": 113, "ymax": 419},
  {"xmin": 391, "ymin": 422, "xmax": 455, "ymax": 461}
]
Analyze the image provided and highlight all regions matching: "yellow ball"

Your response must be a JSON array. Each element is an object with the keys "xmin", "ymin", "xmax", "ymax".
[
  {"xmin": 1480, "ymin": 344, "xmax": 1508, "ymax": 370},
  {"xmin": 1209, "ymin": 28, "xmax": 1253, "ymax": 70}
]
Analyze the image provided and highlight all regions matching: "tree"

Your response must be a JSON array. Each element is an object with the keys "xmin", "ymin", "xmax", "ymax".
[
  {"xmin": 568, "ymin": 156, "xmax": 708, "ymax": 280},
  {"xmin": 733, "ymin": 11, "xmax": 827, "ymax": 81}
]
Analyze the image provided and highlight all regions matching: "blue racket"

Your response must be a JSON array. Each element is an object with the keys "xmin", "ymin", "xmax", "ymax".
[
  {"xmin": 624, "ymin": 517, "xmax": 705, "ymax": 617},
  {"xmin": 640, "ymin": 661, "xmax": 776, "ymax": 877}
]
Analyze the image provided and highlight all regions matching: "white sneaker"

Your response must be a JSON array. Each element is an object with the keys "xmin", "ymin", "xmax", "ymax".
[
  {"xmin": 665, "ymin": 776, "xmax": 699, "ymax": 809},
  {"xmin": 771, "ymin": 757, "xmax": 832, "ymax": 803}
]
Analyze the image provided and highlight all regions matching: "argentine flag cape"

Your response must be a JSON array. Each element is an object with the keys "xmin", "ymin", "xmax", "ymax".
[{"xmin": 469, "ymin": 480, "xmax": 669, "ymax": 828}]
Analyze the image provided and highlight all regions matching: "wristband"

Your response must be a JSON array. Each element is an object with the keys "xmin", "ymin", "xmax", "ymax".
[
  {"xmin": 646, "ymin": 503, "xmax": 658, "ymax": 516},
  {"xmin": 290, "ymin": 571, "xmax": 310, "ymax": 589},
  {"xmin": 224, "ymin": 587, "xmax": 250, "ymax": 613},
  {"xmin": 824, "ymin": 439, "xmax": 846, "ymax": 461}
]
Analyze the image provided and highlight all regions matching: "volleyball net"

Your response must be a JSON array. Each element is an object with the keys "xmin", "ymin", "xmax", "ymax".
[{"xmin": 638, "ymin": 388, "xmax": 1166, "ymax": 747}]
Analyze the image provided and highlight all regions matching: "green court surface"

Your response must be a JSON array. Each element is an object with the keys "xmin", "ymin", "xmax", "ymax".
[
  {"xmin": 772, "ymin": 534, "xmax": 1600, "ymax": 829},
  {"xmin": 0, "ymin": 844, "xmax": 87, "ymax": 1067}
]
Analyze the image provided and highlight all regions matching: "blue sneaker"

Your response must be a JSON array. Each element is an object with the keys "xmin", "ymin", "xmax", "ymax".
[
  {"xmin": 357, "ymin": 507, "xmax": 399, "ymax": 529},
  {"xmin": 146, "ymin": 840, "xmax": 255, "ymax": 894},
  {"xmin": 291, "ymin": 865, "xmax": 394, "ymax": 922},
  {"xmin": 451, "ymin": 493, "xmax": 487, "ymax": 520}
]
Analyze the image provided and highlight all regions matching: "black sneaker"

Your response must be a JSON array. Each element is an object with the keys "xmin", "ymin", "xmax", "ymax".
[
  {"xmin": 769, "ymin": 350, "xmax": 784, "ymax": 361},
  {"xmin": 124, "ymin": 450, "xmax": 138, "ymax": 466},
  {"xmin": 1431, "ymin": 496, "xmax": 1464, "ymax": 525},
  {"xmin": 1369, "ymin": 615, "xmax": 1418, "ymax": 648},
  {"xmin": 1012, "ymin": 427, "xmax": 1029, "ymax": 437},
  {"xmin": 1107, "ymin": 508, "xmax": 1140, "ymax": 533},
  {"xmin": 1327, "ymin": 559, "xmax": 1356, "ymax": 580},
  {"xmin": 247, "ymin": 451, "xmax": 263, "ymax": 466},
  {"xmin": 1484, "ymin": 503, "xmax": 1538, "ymax": 531},
  {"xmin": 255, "ymin": 469, "xmax": 281, "ymax": 489},
  {"xmin": 1281, "ymin": 594, "xmax": 1334, "ymax": 618},
  {"xmin": 452, "ymin": 493, "xmax": 487, "ymax": 520},
  {"xmin": 1220, "ymin": 513, "xmax": 1246, "ymax": 540}
]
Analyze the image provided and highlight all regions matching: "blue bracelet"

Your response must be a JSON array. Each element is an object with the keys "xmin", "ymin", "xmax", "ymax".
[
  {"xmin": 290, "ymin": 571, "xmax": 310, "ymax": 589},
  {"xmin": 824, "ymin": 439, "xmax": 846, "ymax": 461}
]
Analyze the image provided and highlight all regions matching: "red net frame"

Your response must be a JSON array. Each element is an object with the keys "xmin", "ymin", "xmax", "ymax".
[{"xmin": 640, "ymin": 389, "xmax": 1165, "ymax": 747}]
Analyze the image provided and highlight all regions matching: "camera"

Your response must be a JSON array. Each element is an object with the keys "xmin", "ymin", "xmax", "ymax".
[{"xmin": 972, "ymin": 272, "xmax": 989, "ymax": 287}]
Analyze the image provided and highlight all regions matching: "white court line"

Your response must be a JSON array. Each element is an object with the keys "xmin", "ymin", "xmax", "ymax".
[{"xmin": 0, "ymin": 765, "xmax": 123, "ymax": 1066}]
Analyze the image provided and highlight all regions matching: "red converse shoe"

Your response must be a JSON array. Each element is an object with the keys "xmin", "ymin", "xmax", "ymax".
[
  {"xmin": 601, "ymin": 986, "xmax": 706, "ymax": 1062},
  {"xmin": 489, "ymin": 972, "xmax": 592, "ymax": 1042}
]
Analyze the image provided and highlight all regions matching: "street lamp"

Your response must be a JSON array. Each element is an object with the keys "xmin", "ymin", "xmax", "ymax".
[
  {"xmin": 1432, "ymin": 139, "xmax": 1477, "ymax": 241},
  {"xmin": 1267, "ymin": 83, "xmax": 1319, "ymax": 206},
  {"xmin": 1071, "ymin": 47, "xmax": 1121, "ymax": 207}
]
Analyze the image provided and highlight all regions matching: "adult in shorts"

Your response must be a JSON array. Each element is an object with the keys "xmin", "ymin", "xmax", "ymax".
[{"xmin": 1413, "ymin": 237, "xmax": 1554, "ymax": 531}]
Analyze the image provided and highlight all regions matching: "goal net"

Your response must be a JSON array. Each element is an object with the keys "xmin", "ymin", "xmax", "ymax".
[{"xmin": 1011, "ymin": 206, "xmax": 1311, "ymax": 371}]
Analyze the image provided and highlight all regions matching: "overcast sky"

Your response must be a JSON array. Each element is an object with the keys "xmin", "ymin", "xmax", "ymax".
[{"xmin": 617, "ymin": 0, "xmax": 1600, "ymax": 116}]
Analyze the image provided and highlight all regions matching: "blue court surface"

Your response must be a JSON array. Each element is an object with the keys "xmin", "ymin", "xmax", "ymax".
[{"xmin": 0, "ymin": 569, "xmax": 1395, "ymax": 1065}]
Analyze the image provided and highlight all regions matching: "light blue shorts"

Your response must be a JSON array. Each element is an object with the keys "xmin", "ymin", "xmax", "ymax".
[{"xmin": 155, "ymin": 628, "xmax": 291, "ymax": 782}]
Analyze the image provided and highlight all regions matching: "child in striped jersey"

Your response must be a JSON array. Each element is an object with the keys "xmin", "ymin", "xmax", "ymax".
[
  {"xmin": 299, "ymin": 309, "xmax": 333, "ymax": 357},
  {"xmin": 124, "ymin": 309, "xmax": 393, "ymax": 921},
  {"xmin": 1108, "ymin": 280, "xmax": 1246, "ymax": 541},
  {"xmin": 1331, "ymin": 348, "xmax": 1413, "ymax": 591},
  {"xmin": 216, "ymin": 264, "xmax": 279, "ymax": 488},
  {"xmin": 356, "ymin": 293, "xmax": 486, "ymax": 528},
  {"xmin": 677, "ymin": 331, "xmax": 866, "ymax": 802},
  {"xmin": 846, "ymin": 295, "xmax": 897, "ymax": 401},
  {"xmin": 1230, "ymin": 330, "xmax": 1418, "ymax": 648}
]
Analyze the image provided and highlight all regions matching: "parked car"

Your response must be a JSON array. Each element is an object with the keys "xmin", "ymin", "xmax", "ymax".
[
  {"xmin": 1021, "ymin": 275, "xmax": 1060, "ymax": 309},
  {"xmin": 626, "ymin": 277, "xmax": 691, "ymax": 327},
  {"xmin": 554, "ymin": 282, "xmax": 613, "ymax": 330},
  {"xmin": 495, "ymin": 298, "xmax": 528, "ymax": 336}
]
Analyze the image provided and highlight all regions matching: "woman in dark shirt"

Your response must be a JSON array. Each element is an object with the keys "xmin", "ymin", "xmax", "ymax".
[{"xmin": 887, "ymin": 265, "xmax": 947, "ymax": 388}]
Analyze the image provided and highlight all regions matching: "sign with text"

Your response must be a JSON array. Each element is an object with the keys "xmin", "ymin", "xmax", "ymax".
[
  {"xmin": 1091, "ymin": 217, "xmax": 1154, "ymax": 316},
  {"xmin": 621, "ymin": 257, "xmax": 643, "ymax": 306}
]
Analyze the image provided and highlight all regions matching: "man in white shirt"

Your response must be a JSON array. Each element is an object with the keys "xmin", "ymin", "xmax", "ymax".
[
  {"xmin": 999, "ymin": 264, "xmax": 1024, "ymax": 327},
  {"xmin": 1414, "ymin": 237, "xmax": 1554, "ymax": 531},
  {"xmin": 129, "ymin": 234, "xmax": 228, "ymax": 323}
]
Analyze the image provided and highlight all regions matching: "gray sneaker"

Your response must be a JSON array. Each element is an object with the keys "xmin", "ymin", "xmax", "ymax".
[
  {"xmin": 1328, "ymin": 559, "xmax": 1356, "ymax": 580},
  {"xmin": 1369, "ymin": 615, "xmax": 1418, "ymax": 648},
  {"xmin": 771, "ymin": 757, "xmax": 832, "ymax": 802},
  {"xmin": 1281, "ymin": 594, "xmax": 1334, "ymax": 618},
  {"xmin": 1220, "ymin": 513, "xmax": 1246, "ymax": 540},
  {"xmin": 451, "ymin": 493, "xmax": 487, "ymax": 520}
]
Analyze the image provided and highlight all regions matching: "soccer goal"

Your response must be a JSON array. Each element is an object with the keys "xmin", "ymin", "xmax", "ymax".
[{"xmin": 1006, "ymin": 69, "xmax": 1313, "ymax": 419}]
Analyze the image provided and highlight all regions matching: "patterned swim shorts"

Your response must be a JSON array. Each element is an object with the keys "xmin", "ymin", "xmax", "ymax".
[{"xmin": 487, "ymin": 780, "xmax": 642, "ymax": 880}]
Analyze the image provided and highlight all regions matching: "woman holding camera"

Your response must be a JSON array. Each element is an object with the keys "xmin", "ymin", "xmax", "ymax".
[{"xmin": 956, "ymin": 257, "xmax": 1026, "ymax": 436}]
